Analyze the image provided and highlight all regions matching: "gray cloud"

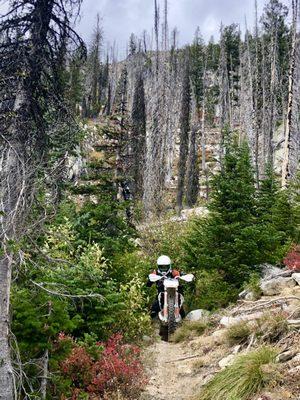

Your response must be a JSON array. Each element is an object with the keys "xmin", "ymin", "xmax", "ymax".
[
  {"xmin": 76, "ymin": 0, "xmax": 276, "ymax": 57},
  {"xmin": 0, "ymin": 0, "xmax": 291, "ymax": 59}
]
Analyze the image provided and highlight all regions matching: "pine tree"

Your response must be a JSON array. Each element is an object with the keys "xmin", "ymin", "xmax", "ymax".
[
  {"xmin": 257, "ymin": 165, "xmax": 295, "ymax": 245},
  {"xmin": 210, "ymin": 136, "xmax": 256, "ymax": 224},
  {"xmin": 185, "ymin": 136, "xmax": 260, "ymax": 287},
  {"xmin": 256, "ymin": 164, "xmax": 279, "ymax": 222},
  {"xmin": 289, "ymin": 172, "xmax": 300, "ymax": 242},
  {"xmin": 271, "ymin": 190, "xmax": 295, "ymax": 240}
]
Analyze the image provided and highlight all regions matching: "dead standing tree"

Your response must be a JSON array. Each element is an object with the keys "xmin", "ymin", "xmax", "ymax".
[
  {"xmin": 281, "ymin": 0, "xmax": 299, "ymax": 187},
  {"xmin": 218, "ymin": 24, "xmax": 230, "ymax": 164},
  {"xmin": 176, "ymin": 50, "xmax": 191, "ymax": 213},
  {"xmin": 131, "ymin": 72, "xmax": 146, "ymax": 198},
  {"xmin": 0, "ymin": 1, "xmax": 84, "ymax": 398}
]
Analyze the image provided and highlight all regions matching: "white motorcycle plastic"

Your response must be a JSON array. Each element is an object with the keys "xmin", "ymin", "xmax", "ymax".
[{"xmin": 149, "ymin": 273, "xmax": 194, "ymax": 341}]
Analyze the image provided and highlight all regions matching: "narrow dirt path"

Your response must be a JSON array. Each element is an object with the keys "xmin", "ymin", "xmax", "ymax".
[{"xmin": 140, "ymin": 338, "xmax": 208, "ymax": 400}]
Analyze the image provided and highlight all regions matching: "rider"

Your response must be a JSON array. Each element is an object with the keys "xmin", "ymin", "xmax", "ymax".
[{"xmin": 147, "ymin": 255, "xmax": 185, "ymax": 319}]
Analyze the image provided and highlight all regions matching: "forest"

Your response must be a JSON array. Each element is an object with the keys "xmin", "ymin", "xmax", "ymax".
[{"xmin": 0, "ymin": 0, "xmax": 299, "ymax": 399}]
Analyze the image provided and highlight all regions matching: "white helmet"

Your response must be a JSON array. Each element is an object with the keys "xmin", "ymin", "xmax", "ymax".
[{"xmin": 157, "ymin": 255, "xmax": 171, "ymax": 275}]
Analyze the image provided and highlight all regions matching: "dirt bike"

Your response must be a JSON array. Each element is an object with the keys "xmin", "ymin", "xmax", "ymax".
[{"xmin": 148, "ymin": 272, "xmax": 194, "ymax": 341}]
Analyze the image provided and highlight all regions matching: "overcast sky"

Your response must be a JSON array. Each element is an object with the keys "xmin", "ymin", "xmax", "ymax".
[
  {"xmin": 0, "ymin": 0, "xmax": 291, "ymax": 58},
  {"xmin": 77, "ymin": 0, "xmax": 291, "ymax": 58}
]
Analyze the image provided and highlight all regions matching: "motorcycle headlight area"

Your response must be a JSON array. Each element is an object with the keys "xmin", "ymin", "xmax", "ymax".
[{"xmin": 163, "ymin": 279, "xmax": 179, "ymax": 288}]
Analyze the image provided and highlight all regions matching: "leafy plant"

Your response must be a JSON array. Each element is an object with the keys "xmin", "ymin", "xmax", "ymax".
[
  {"xmin": 283, "ymin": 244, "xmax": 300, "ymax": 271},
  {"xmin": 60, "ymin": 333, "xmax": 146, "ymax": 399},
  {"xmin": 117, "ymin": 275, "xmax": 152, "ymax": 341}
]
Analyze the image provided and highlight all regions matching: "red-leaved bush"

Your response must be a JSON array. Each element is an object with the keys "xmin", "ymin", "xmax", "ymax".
[
  {"xmin": 283, "ymin": 245, "xmax": 300, "ymax": 271},
  {"xmin": 60, "ymin": 333, "xmax": 146, "ymax": 399}
]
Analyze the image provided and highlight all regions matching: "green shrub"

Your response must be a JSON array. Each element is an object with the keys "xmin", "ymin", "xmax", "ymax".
[
  {"xmin": 112, "ymin": 250, "xmax": 152, "ymax": 283},
  {"xmin": 73, "ymin": 200, "xmax": 136, "ymax": 260},
  {"xmin": 116, "ymin": 275, "xmax": 152, "ymax": 342},
  {"xmin": 171, "ymin": 321, "xmax": 208, "ymax": 343},
  {"xmin": 187, "ymin": 270, "xmax": 239, "ymax": 311},
  {"xmin": 225, "ymin": 321, "xmax": 251, "ymax": 346},
  {"xmin": 198, "ymin": 346, "xmax": 279, "ymax": 400}
]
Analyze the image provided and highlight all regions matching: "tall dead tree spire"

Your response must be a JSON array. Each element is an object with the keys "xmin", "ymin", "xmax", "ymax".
[
  {"xmin": 177, "ymin": 50, "xmax": 191, "ymax": 212},
  {"xmin": 218, "ymin": 23, "xmax": 230, "ymax": 163},
  {"xmin": 254, "ymin": 0, "xmax": 261, "ymax": 185},
  {"xmin": 154, "ymin": 0, "xmax": 160, "ymax": 75},
  {"xmin": 163, "ymin": 0, "xmax": 169, "ymax": 51},
  {"xmin": 281, "ymin": 0, "xmax": 298, "ymax": 187}
]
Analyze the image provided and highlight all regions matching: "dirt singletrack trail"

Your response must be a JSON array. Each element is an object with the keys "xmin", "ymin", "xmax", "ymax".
[{"xmin": 140, "ymin": 337, "xmax": 209, "ymax": 400}]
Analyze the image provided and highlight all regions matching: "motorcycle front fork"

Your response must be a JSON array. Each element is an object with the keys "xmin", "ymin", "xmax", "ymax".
[{"xmin": 162, "ymin": 290, "xmax": 180, "ymax": 319}]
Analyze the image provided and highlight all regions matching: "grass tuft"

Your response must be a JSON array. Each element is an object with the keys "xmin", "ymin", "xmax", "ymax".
[
  {"xmin": 171, "ymin": 320, "xmax": 208, "ymax": 343},
  {"xmin": 225, "ymin": 320, "xmax": 251, "ymax": 346},
  {"xmin": 197, "ymin": 346, "xmax": 279, "ymax": 400},
  {"xmin": 192, "ymin": 358, "xmax": 205, "ymax": 373},
  {"xmin": 254, "ymin": 312, "xmax": 289, "ymax": 343}
]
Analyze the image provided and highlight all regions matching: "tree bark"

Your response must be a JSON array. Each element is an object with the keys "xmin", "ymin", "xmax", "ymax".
[
  {"xmin": 40, "ymin": 349, "xmax": 49, "ymax": 400},
  {"xmin": 0, "ymin": 255, "xmax": 14, "ymax": 400}
]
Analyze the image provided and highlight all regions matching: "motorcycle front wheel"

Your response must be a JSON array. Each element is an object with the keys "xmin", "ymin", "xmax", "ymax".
[
  {"xmin": 159, "ymin": 324, "xmax": 168, "ymax": 342},
  {"xmin": 167, "ymin": 293, "xmax": 177, "ymax": 338}
]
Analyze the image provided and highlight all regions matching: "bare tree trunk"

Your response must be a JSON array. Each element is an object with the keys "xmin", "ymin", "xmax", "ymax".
[
  {"xmin": 281, "ymin": 0, "xmax": 298, "ymax": 187},
  {"xmin": 40, "ymin": 349, "xmax": 49, "ymax": 400},
  {"xmin": 254, "ymin": 0, "xmax": 260, "ymax": 186},
  {"xmin": 218, "ymin": 24, "xmax": 230, "ymax": 165},
  {"xmin": 154, "ymin": 0, "xmax": 159, "ymax": 75},
  {"xmin": 40, "ymin": 301, "xmax": 52, "ymax": 400},
  {"xmin": 186, "ymin": 125, "xmax": 199, "ymax": 206},
  {"xmin": 268, "ymin": 24, "xmax": 278, "ymax": 166},
  {"xmin": 200, "ymin": 61, "xmax": 208, "ymax": 200},
  {"xmin": 0, "ymin": 101, "xmax": 28, "ymax": 400},
  {"xmin": 177, "ymin": 53, "xmax": 191, "ymax": 213},
  {"xmin": 0, "ymin": 255, "xmax": 14, "ymax": 400},
  {"xmin": 261, "ymin": 34, "xmax": 267, "ymax": 172}
]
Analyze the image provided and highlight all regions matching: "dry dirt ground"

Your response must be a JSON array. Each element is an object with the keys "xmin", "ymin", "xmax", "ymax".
[
  {"xmin": 140, "ymin": 332, "xmax": 226, "ymax": 400},
  {"xmin": 140, "ymin": 286, "xmax": 300, "ymax": 400}
]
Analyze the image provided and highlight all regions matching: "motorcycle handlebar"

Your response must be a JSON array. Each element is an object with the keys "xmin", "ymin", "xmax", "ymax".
[{"xmin": 148, "ymin": 273, "xmax": 194, "ymax": 283}]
